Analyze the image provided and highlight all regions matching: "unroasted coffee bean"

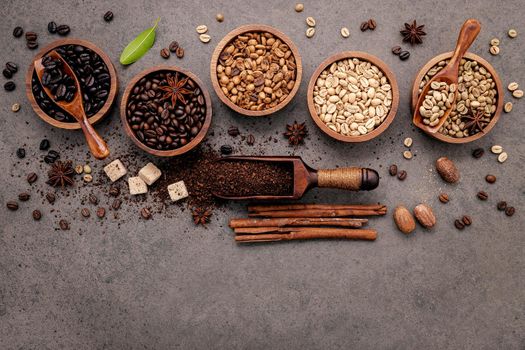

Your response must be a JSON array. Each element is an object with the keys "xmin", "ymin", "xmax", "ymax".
[
  {"xmin": 505, "ymin": 206, "xmax": 515, "ymax": 217},
  {"xmin": 26, "ymin": 40, "xmax": 38, "ymax": 50},
  {"xmin": 477, "ymin": 191, "xmax": 488, "ymax": 200},
  {"xmin": 169, "ymin": 41, "xmax": 179, "ymax": 52},
  {"xmin": 18, "ymin": 192, "xmax": 30, "ymax": 201},
  {"xmin": 141, "ymin": 207, "xmax": 152, "ymax": 219},
  {"xmin": 388, "ymin": 164, "xmax": 398, "ymax": 176},
  {"xmin": 48, "ymin": 21, "xmax": 57, "ymax": 34},
  {"xmin": 220, "ymin": 145, "xmax": 233, "ymax": 155},
  {"xmin": 3, "ymin": 69, "xmax": 12, "ymax": 79},
  {"xmin": 88, "ymin": 194, "xmax": 99, "ymax": 205},
  {"xmin": 160, "ymin": 48, "xmax": 170, "ymax": 59},
  {"xmin": 32, "ymin": 210, "xmax": 42, "ymax": 221},
  {"xmin": 111, "ymin": 198, "xmax": 122, "ymax": 210},
  {"xmin": 438, "ymin": 193, "xmax": 449, "ymax": 203},
  {"xmin": 462, "ymin": 215, "xmax": 472, "ymax": 226},
  {"xmin": 175, "ymin": 46, "xmax": 184, "ymax": 58},
  {"xmin": 472, "ymin": 148, "xmax": 484, "ymax": 158},
  {"xmin": 81, "ymin": 208, "xmax": 90, "ymax": 218},
  {"xmin": 6, "ymin": 201, "xmax": 18, "ymax": 211},
  {"xmin": 399, "ymin": 51, "xmax": 410, "ymax": 61},
  {"xmin": 39, "ymin": 139, "xmax": 50, "ymax": 150},
  {"xmin": 109, "ymin": 186, "xmax": 120, "ymax": 197},
  {"xmin": 4, "ymin": 81, "xmax": 16, "ymax": 91},
  {"xmin": 397, "ymin": 170, "xmax": 407, "ymax": 181},
  {"xmin": 16, "ymin": 148, "xmax": 26, "ymax": 159},
  {"xmin": 57, "ymin": 24, "xmax": 70, "ymax": 36},
  {"xmin": 485, "ymin": 174, "xmax": 496, "ymax": 184},
  {"xmin": 497, "ymin": 201, "xmax": 507, "ymax": 211},
  {"xmin": 59, "ymin": 219, "xmax": 70, "ymax": 230},
  {"xmin": 454, "ymin": 219, "xmax": 465, "ymax": 230},
  {"xmin": 27, "ymin": 172, "xmax": 38, "ymax": 184},
  {"xmin": 228, "ymin": 126, "xmax": 240, "ymax": 137},
  {"xmin": 13, "ymin": 26, "xmax": 24, "ymax": 38},
  {"xmin": 25, "ymin": 31, "xmax": 37, "ymax": 41},
  {"xmin": 360, "ymin": 21, "xmax": 369, "ymax": 31},
  {"xmin": 103, "ymin": 11, "xmax": 114, "ymax": 22},
  {"xmin": 246, "ymin": 134, "xmax": 255, "ymax": 146},
  {"xmin": 46, "ymin": 192, "xmax": 56, "ymax": 204},
  {"xmin": 96, "ymin": 207, "xmax": 106, "ymax": 218}
]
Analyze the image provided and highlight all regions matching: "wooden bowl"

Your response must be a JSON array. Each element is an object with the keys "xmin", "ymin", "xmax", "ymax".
[
  {"xmin": 307, "ymin": 51, "xmax": 399, "ymax": 143},
  {"xmin": 210, "ymin": 24, "xmax": 302, "ymax": 117},
  {"xmin": 411, "ymin": 52, "xmax": 503, "ymax": 144},
  {"xmin": 120, "ymin": 65, "xmax": 213, "ymax": 157},
  {"xmin": 25, "ymin": 38, "xmax": 118, "ymax": 130}
]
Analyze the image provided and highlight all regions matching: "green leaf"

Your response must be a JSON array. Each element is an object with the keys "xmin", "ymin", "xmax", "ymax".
[{"xmin": 119, "ymin": 18, "xmax": 160, "ymax": 65}]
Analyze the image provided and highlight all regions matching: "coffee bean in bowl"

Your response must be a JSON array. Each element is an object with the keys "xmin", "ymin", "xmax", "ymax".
[{"xmin": 121, "ymin": 66, "xmax": 212, "ymax": 157}]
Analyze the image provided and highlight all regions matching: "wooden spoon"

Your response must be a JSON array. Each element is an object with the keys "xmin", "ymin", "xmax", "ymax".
[
  {"xmin": 34, "ymin": 50, "xmax": 110, "ymax": 160},
  {"xmin": 413, "ymin": 19, "xmax": 481, "ymax": 134}
]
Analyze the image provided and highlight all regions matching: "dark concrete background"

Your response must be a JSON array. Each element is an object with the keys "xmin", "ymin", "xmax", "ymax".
[{"xmin": 1, "ymin": 0, "xmax": 524, "ymax": 349}]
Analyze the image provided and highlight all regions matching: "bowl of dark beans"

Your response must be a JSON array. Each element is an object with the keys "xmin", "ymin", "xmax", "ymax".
[
  {"xmin": 120, "ymin": 66, "xmax": 212, "ymax": 157},
  {"xmin": 25, "ymin": 39, "xmax": 118, "ymax": 130}
]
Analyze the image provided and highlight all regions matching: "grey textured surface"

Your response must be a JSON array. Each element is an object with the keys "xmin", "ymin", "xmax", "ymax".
[{"xmin": 1, "ymin": 0, "xmax": 524, "ymax": 349}]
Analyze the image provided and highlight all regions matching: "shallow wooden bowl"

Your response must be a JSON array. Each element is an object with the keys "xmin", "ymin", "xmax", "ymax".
[
  {"xmin": 25, "ymin": 38, "xmax": 118, "ymax": 130},
  {"xmin": 120, "ymin": 65, "xmax": 213, "ymax": 157},
  {"xmin": 411, "ymin": 52, "xmax": 503, "ymax": 144},
  {"xmin": 210, "ymin": 24, "xmax": 302, "ymax": 117},
  {"xmin": 307, "ymin": 51, "xmax": 399, "ymax": 143}
]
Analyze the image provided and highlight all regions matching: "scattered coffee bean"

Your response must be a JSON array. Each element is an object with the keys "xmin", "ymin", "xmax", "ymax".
[
  {"xmin": 175, "ymin": 47, "xmax": 184, "ymax": 58},
  {"xmin": 169, "ymin": 41, "xmax": 179, "ymax": 52},
  {"xmin": 6, "ymin": 62, "xmax": 18, "ymax": 74},
  {"xmin": 505, "ymin": 206, "xmax": 515, "ymax": 217},
  {"xmin": 16, "ymin": 148, "xmax": 26, "ymax": 159},
  {"xmin": 6, "ymin": 201, "xmax": 19, "ymax": 211},
  {"xmin": 109, "ymin": 186, "xmax": 120, "ymax": 197},
  {"xmin": 160, "ymin": 48, "xmax": 170, "ymax": 59},
  {"xmin": 368, "ymin": 19, "xmax": 377, "ymax": 30},
  {"xmin": 454, "ymin": 219, "xmax": 465, "ymax": 230},
  {"xmin": 18, "ymin": 192, "xmax": 30, "ymax": 201},
  {"xmin": 111, "ymin": 198, "xmax": 122, "ymax": 210},
  {"xmin": 399, "ymin": 51, "xmax": 410, "ymax": 61},
  {"xmin": 199, "ymin": 34, "xmax": 211, "ymax": 43},
  {"xmin": 25, "ymin": 31, "xmax": 37, "ymax": 41},
  {"xmin": 79, "ymin": 208, "xmax": 90, "ymax": 219},
  {"xmin": 388, "ymin": 164, "xmax": 398, "ymax": 176},
  {"xmin": 4, "ymin": 81, "xmax": 16, "ymax": 91},
  {"xmin": 96, "ymin": 207, "xmax": 106, "ymax": 218},
  {"xmin": 57, "ymin": 24, "xmax": 71, "ymax": 36},
  {"xmin": 497, "ymin": 152, "xmax": 508, "ymax": 163},
  {"xmin": 491, "ymin": 145, "xmax": 503, "ymax": 154},
  {"xmin": 39, "ymin": 139, "xmax": 50, "ymax": 150},
  {"xmin": 220, "ymin": 145, "xmax": 233, "ymax": 155},
  {"xmin": 391, "ymin": 46, "xmax": 402, "ymax": 55},
  {"xmin": 397, "ymin": 170, "xmax": 407, "ymax": 181},
  {"xmin": 84, "ymin": 174, "xmax": 93, "ymax": 183},
  {"xmin": 74, "ymin": 165, "xmax": 83, "ymax": 174},
  {"xmin": 59, "ymin": 219, "xmax": 70, "ymax": 230},
  {"xmin": 3, "ymin": 69, "xmax": 13, "ymax": 79},
  {"xmin": 477, "ymin": 191, "xmax": 488, "ymax": 200},
  {"xmin": 26, "ymin": 40, "xmax": 38, "ymax": 50},
  {"xmin": 27, "ymin": 172, "xmax": 38, "ymax": 184},
  {"xmin": 32, "ymin": 210, "xmax": 42, "ymax": 221},
  {"xmin": 103, "ymin": 11, "xmax": 114, "ymax": 22},
  {"xmin": 88, "ymin": 194, "xmax": 99, "ymax": 205},
  {"xmin": 46, "ymin": 192, "xmax": 56, "ymax": 204},
  {"xmin": 508, "ymin": 29, "xmax": 517, "ymax": 38},
  {"xmin": 246, "ymin": 134, "xmax": 255, "ymax": 146},
  {"xmin": 472, "ymin": 148, "xmax": 484, "ymax": 158},
  {"xmin": 306, "ymin": 16, "xmax": 316, "ymax": 27},
  {"xmin": 44, "ymin": 150, "xmax": 60, "ymax": 164},
  {"xmin": 306, "ymin": 27, "xmax": 315, "ymax": 38},
  {"xmin": 504, "ymin": 102, "xmax": 513, "ymax": 113},
  {"xmin": 462, "ymin": 215, "xmax": 472, "ymax": 226},
  {"xmin": 216, "ymin": 13, "xmax": 224, "ymax": 22},
  {"xmin": 11, "ymin": 103, "xmax": 21, "ymax": 112},
  {"xmin": 294, "ymin": 3, "xmax": 304, "ymax": 12},
  {"xmin": 340, "ymin": 27, "xmax": 350, "ymax": 38},
  {"xmin": 439, "ymin": 193, "xmax": 449, "ymax": 203},
  {"xmin": 360, "ymin": 21, "xmax": 369, "ymax": 31},
  {"xmin": 83, "ymin": 165, "xmax": 92, "ymax": 174},
  {"xmin": 485, "ymin": 174, "xmax": 496, "ymax": 184},
  {"xmin": 48, "ymin": 21, "xmax": 57, "ymax": 34},
  {"xmin": 228, "ymin": 126, "xmax": 240, "ymax": 137},
  {"xmin": 497, "ymin": 201, "xmax": 507, "ymax": 211},
  {"xmin": 13, "ymin": 26, "xmax": 24, "ymax": 38},
  {"xmin": 403, "ymin": 150, "xmax": 413, "ymax": 159},
  {"xmin": 489, "ymin": 45, "xmax": 500, "ymax": 55},
  {"xmin": 141, "ymin": 207, "xmax": 152, "ymax": 220}
]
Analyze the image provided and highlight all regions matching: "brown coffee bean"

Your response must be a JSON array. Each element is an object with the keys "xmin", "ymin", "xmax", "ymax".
[
  {"xmin": 477, "ymin": 191, "xmax": 488, "ymax": 200},
  {"xmin": 497, "ymin": 201, "xmax": 507, "ymax": 211},
  {"xmin": 439, "ymin": 193, "xmax": 449, "ymax": 203},
  {"xmin": 175, "ymin": 46, "xmax": 184, "ymax": 58},
  {"xmin": 485, "ymin": 175, "xmax": 496, "ymax": 184},
  {"xmin": 46, "ymin": 192, "xmax": 56, "ymax": 204},
  {"xmin": 6, "ymin": 62, "xmax": 18, "ymax": 74},
  {"xmin": 88, "ymin": 194, "xmax": 99, "ymax": 205},
  {"xmin": 367, "ymin": 19, "xmax": 377, "ymax": 30},
  {"xmin": 3, "ymin": 69, "xmax": 13, "ymax": 79},
  {"xmin": 109, "ymin": 186, "xmax": 120, "ymax": 197},
  {"xmin": 454, "ymin": 219, "xmax": 465, "ymax": 230},
  {"xmin": 397, "ymin": 170, "xmax": 407, "ymax": 181},
  {"xmin": 48, "ymin": 21, "xmax": 57, "ymax": 34},
  {"xmin": 169, "ymin": 41, "xmax": 179, "ymax": 52},
  {"xmin": 26, "ymin": 40, "xmax": 38, "ymax": 50},
  {"xmin": 96, "ymin": 207, "xmax": 106, "ymax": 218},
  {"xmin": 246, "ymin": 134, "xmax": 255, "ymax": 146},
  {"xmin": 81, "ymin": 208, "xmax": 90, "ymax": 218},
  {"xmin": 160, "ymin": 48, "xmax": 170, "ymax": 59},
  {"xmin": 228, "ymin": 126, "xmax": 240, "ymax": 137},
  {"xmin": 360, "ymin": 21, "xmax": 369, "ymax": 31},
  {"xmin": 220, "ymin": 145, "xmax": 233, "ymax": 155},
  {"xmin": 16, "ymin": 148, "xmax": 26, "ymax": 159},
  {"xmin": 505, "ymin": 206, "xmax": 515, "ymax": 217},
  {"xmin": 111, "ymin": 198, "xmax": 122, "ymax": 210},
  {"xmin": 59, "ymin": 219, "xmax": 70, "ymax": 230},
  {"xmin": 388, "ymin": 164, "xmax": 398, "ymax": 176},
  {"xmin": 472, "ymin": 148, "xmax": 484, "ymax": 159},
  {"xmin": 6, "ymin": 201, "xmax": 19, "ymax": 211},
  {"xmin": 32, "ymin": 210, "xmax": 42, "ymax": 221},
  {"xmin": 392, "ymin": 46, "xmax": 402, "ymax": 55},
  {"xmin": 103, "ymin": 11, "xmax": 114, "ymax": 22},
  {"xmin": 27, "ymin": 172, "xmax": 38, "ymax": 184},
  {"xmin": 18, "ymin": 192, "xmax": 30, "ymax": 201},
  {"xmin": 399, "ymin": 51, "xmax": 410, "ymax": 61},
  {"xmin": 462, "ymin": 215, "xmax": 472, "ymax": 226},
  {"xmin": 13, "ymin": 26, "xmax": 24, "ymax": 38},
  {"xmin": 141, "ymin": 207, "xmax": 152, "ymax": 220},
  {"xmin": 25, "ymin": 31, "xmax": 37, "ymax": 41},
  {"xmin": 57, "ymin": 24, "xmax": 70, "ymax": 36}
]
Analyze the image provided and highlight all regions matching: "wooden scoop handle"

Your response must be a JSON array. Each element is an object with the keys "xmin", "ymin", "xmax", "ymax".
[
  {"xmin": 79, "ymin": 115, "xmax": 110, "ymax": 160},
  {"xmin": 448, "ymin": 19, "xmax": 481, "ymax": 70},
  {"xmin": 317, "ymin": 167, "xmax": 379, "ymax": 191}
]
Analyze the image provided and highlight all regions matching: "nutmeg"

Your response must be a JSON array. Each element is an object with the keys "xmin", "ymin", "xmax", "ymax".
[
  {"xmin": 413, "ymin": 204, "xmax": 436, "ymax": 229},
  {"xmin": 435, "ymin": 156, "xmax": 460, "ymax": 183},
  {"xmin": 393, "ymin": 205, "xmax": 416, "ymax": 234}
]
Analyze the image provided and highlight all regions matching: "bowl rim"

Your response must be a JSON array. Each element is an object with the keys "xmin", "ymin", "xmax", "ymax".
[
  {"xmin": 210, "ymin": 24, "xmax": 302, "ymax": 117},
  {"xmin": 307, "ymin": 51, "xmax": 399, "ymax": 143},
  {"xmin": 411, "ymin": 51, "xmax": 503, "ymax": 144},
  {"xmin": 25, "ymin": 38, "xmax": 118, "ymax": 130},
  {"xmin": 120, "ymin": 65, "xmax": 213, "ymax": 157}
]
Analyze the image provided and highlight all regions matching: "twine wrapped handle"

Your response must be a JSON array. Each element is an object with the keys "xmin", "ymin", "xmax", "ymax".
[{"xmin": 317, "ymin": 167, "xmax": 379, "ymax": 191}]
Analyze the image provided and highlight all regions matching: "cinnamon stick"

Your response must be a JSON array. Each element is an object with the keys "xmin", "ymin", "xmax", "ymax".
[
  {"xmin": 248, "ymin": 203, "xmax": 386, "ymax": 212},
  {"xmin": 229, "ymin": 217, "xmax": 368, "ymax": 228},
  {"xmin": 248, "ymin": 208, "xmax": 386, "ymax": 218},
  {"xmin": 235, "ymin": 228, "xmax": 377, "ymax": 242}
]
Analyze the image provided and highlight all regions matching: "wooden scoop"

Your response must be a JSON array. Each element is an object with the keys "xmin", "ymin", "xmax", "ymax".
[
  {"xmin": 413, "ymin": 19, "xmax": 481, "ymax": 133},
  {"xmin": 213, "ymin": 156, "xmax": 379, "ymax": 200},
  {"xmin": 34, "ymin": 50, "xmax": 110, "ymax": 160}
]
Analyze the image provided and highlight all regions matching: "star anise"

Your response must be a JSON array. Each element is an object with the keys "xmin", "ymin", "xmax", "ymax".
[
  {"xmin": 462, "ymin": 109, "xmax": 486, "ymax": 134},
  {"xmin": 192, "ymin": 207, "xmax": 212, "ymax": 226},
  {"xmin": 158, "ymin": 73, "xmax": 193, "ymax": 107},
  {"xmin": 284, "ymin": 121, "xmax": 307, "ymax": 146},
  {"xmin": 400, "ymin": 20, "xmax": 426, "ymax": 45},
  {"xmin": 46, "ymin": 160, "xmax": 75, "ymax": 188}
]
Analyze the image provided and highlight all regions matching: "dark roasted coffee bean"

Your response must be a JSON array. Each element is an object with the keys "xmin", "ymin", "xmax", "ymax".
[
  {"xmin": 39, "ymin": 139, "xmax": 50, "ymax": 150},
  {"xmin": 27, "ymin": 172, "xmax": 38, "ymax": 184},
  {"xmin": 454, "ymin": 219, "xmax": 465, "ymax": 230},
  {"xmin": 18, "ymin": 192, "xmax": 30, "ymax": 201},
  {"xmin": 505, "ymin": 206, "xmax": 515, "ymax": 217},
  {"xmin": 88, "ymin": 194, "xmax": 99, "ymax": 205},
  {"xmin": 169, "ymin": 41, "xmax": 179, "ymax": 52},
  {"xmin": 472, "ymin": 148, "xmax": 484, "ymax": 158},
  {"xmin": 16, "ymin": 148, "xmax": 26, "ymax": 159},
  {"xmin": 111, "ymin": 198, "xmax": 122, "ymax": 210},
  {"xmin": 81, "ymin": 208, "xmax": 90, "ymax": 218},
  {"xmin": 32, "ymin": 210, "xmax": 42, "ymax": 221},
  {"xmin": 46, "ymin": 192, "xmax": 56, "ymax": 204},
  {"xmin": 13, "ymin": 26, "xmax": 24, "ymax": 38},
  {"xmin": 96, "ymin": 207, "xmax": 106, "ymax": 218},
  {"xmin": 462, "ymin": 215, "xmax": 472, "ymax": 226},
  {"xmin": 4, "ymin": 81, "xmax": 16, "ymax": 91},
  {"xmin": 175, "ymin": 47, "xmax": 184, "ymax": 58},
  {"xmin": 103, "ymin": 11, "xmax": 114, "ymax": 22},
  {"xmin": 477, "ymin": 191, "xmax": 488, "ymax": 200},
  {"xmin": 497, "ymin": 201, "xmax": 507, "ymax": 211},
  {"xmin": 140, "ymin": 207, "xmax": 152, "ymax": 220},
  {"xmin": 388, "ymin": 164, "xmax": 397, "ymax": 176},
  {"xmin": 48, "ymin": 21, "xmax": 57, "ymax": 34},
  {"xmin": 399, "ymin": 51, "xmax": 410, "ymax": 61},
  {"xmin": 6, "ymin": 62, "xmax": 18, "ymax": 74},
  {"xmin": 44, "ymin": 154, "xmax": 57, "ymax": 164},
  {"xmin": 6, "ymin": 201, "xmax": 19, "ymax": 211},
  {"xmin": 109, "ymin": 186, "xmax": 120, "ymax": 197},
  {"xmin": 57, "ymin": 25, "xmax": 70, "ymax": 36},
  {"xmin": 26, "ymin": 40, "xmax": 38, "ymax": 50},
  {"xmin": 160, "ymin": 48, "xmax": 170, "ymax": 59},
  {"xmin": 59, "ymin": 219, "xmax": 70, "ymax": 230},
  {"xmin": 485, "ymin": 174, "xmax": 496, "ymax": 184},
  {"xmin": 220, "ymin": 145, "xmax": 233, "ymax": 155},
  {"xmin": 3, "ymin": 69, "xmax": 13, "ymax": 79},
  {"xmin": 246, "ymin": 134, "xmax": 255, "ymax": 146},
  {"xmin": 438, "ymin": 193, "xmax": 449, "ymax": 203},
  {"xmin": 228, "ymin": 126, "xmax": 240, "ymax": 137},
  {"xmin": 360, "ymin": 21, "xmax": 369, "ymax": 31},
  {"xmin": 397, "ymin": 170, "xmax": 407, "ymax": 181},
  {"xmin": 25, "ymin": 31, "xmax": 37, "ymax": 41},
  {"xmin": 391, "ymin": 46, "xmax": 402, "ymax": 55},
  {"xmin": 367, "ymin": 19, "xmax": 377, "ymax": 30}
]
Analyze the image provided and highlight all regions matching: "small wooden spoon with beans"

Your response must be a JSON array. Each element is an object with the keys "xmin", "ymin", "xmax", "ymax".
[
  {"xmin": 34, "ymin": 50, "xmax": 110, "ymax": 160},
  {"xmin": 413, "ymin": 19, "xmax": 481, "ymax": 134}
]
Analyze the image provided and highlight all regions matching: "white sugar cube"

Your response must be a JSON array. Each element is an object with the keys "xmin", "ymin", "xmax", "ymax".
[
  {"xmin": 138, "ymin": 162, "xmax": 161, "ymax": 186},
  {"xmin": 103, "ymin": 159, "xmax": 127, "ymax": 182},
  {"xmin": 128, "ymin": 177, "xmax": 148, "ymax": 195},
  {"xmin": 167, "ymin": 181, "xmax": 188, "ymax": 202}
]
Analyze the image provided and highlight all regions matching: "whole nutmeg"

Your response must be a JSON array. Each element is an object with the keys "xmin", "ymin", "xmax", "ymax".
[
  {"xmin": 413, "ymin": 204, "xmax": 436, "ymax": 229},
  {"xmin": 393, "ymin": 205, "xmax": 416, "ymax": 235},
  {"xmin": 435, "ymin": 157, "xmax": 460, "ymax": 183}
]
